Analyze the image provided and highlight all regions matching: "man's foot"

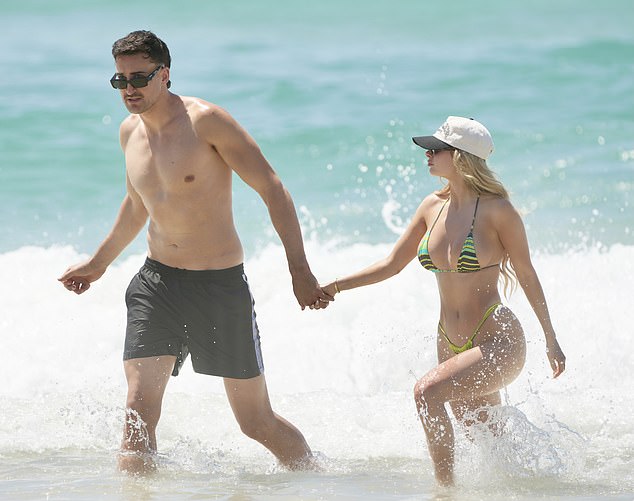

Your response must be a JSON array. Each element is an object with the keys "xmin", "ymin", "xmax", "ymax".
[{"xmin": 118, "ymin": 450, "xmax": 158, "ymax": 475}]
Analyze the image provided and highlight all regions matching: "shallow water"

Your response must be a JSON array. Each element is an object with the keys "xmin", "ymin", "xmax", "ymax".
[{"xmin": 1, "ymin": 246, "xmax": 633, "ymax": 499}]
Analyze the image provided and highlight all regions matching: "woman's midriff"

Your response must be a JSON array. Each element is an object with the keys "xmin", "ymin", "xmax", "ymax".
[{"xmin": 435, "ymin": 268, "xmax": 510, "ymax": 348}]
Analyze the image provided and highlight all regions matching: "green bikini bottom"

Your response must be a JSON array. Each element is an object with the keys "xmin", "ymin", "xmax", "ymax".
[{"xmin": 438, "ymin": 302, "xmax": 502, "ymax": 354}]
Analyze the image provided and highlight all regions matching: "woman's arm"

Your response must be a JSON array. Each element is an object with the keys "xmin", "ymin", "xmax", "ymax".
[
  {"xmin": 322, "ymin": 196, "xmax": 432, "ymax": 297},
  {"xmin": 495, "ymin": 201, "xmax": 566, "ymax": 377}
]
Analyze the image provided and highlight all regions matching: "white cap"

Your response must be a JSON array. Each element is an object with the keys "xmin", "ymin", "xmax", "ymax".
[{"xmin": 412, "ymin": 116, "xmax": 494, "ymax": 160}]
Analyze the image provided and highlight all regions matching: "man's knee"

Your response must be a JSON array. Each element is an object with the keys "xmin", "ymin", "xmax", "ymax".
[{"xmin": 237, "ymin": 414, "xmax": 274, "ymax": 442}]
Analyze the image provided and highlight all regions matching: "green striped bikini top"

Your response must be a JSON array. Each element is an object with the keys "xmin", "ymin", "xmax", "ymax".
[{"xmin": 418, "ymin": 197, "xmax": 498, "ymax": 273}]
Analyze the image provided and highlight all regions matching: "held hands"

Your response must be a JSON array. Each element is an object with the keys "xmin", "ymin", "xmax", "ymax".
[
  {"xmin": 546, "ymin": 337, "xmax": 566, "ymax": 378},
  {"xmin": 58, "ymin": 260, "xmax": 107, "ymax": 295},
  {"xmin": 308, "ymin": 281, "xmax": 339, "ymax": 310},
  {"xmin": 291, "ymin": 270, "xmax": 334, "ymax": 310},
  {"xmin": 299, "ymin": 281, "xmax": 339, "ymax": 311},
  {"xmin": 321, "ymin": 281, "xmax": 339, "ymax": 302}
]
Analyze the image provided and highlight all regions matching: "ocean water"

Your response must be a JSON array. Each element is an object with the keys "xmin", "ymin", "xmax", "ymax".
[{"xmin": 1, "ymin": 0, "xmax": 633, "ymax": 500}]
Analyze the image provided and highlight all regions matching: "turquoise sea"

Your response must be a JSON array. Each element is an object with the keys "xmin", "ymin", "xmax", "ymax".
[{"xmin": 1, "ymin": 1, "xmax": 633, "ymax": 500}]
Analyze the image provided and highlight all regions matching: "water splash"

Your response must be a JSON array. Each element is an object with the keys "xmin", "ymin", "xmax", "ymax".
[{"xmin": 456, "ymin": 403, "xmax": 586, "ymax": 483}]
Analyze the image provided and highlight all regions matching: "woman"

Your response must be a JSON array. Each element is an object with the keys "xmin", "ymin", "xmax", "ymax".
[{"xmin": 321, "ymin": 116, "xmax": 566, "ymax": 486}]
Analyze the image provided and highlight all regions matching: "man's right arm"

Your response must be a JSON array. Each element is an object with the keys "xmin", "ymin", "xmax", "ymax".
[
  {"xmin": 58, "ymin": 120, "xmax": 148, "ymax": 294},
  {"xmin": 96, "ymin": 173, "xmax": 150, "ymax": 261},
  {"xmin": 58, "ymin": 176, "xmax": 148, "ymax": 294}
]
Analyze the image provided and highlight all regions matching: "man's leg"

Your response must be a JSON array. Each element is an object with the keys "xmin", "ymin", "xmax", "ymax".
[
  {"xmin": 224, "ymin": 374, "xmax": 312, "ymax": 469},
  {"xmin": 120, "ymin": 355, "xmax": 176, "ymax": 474}
]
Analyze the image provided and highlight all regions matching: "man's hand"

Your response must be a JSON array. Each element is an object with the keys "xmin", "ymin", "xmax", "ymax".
[
  {"xmin": 291, "ymin": 271, "xmax": 334, "ymax": 310},
  {"xmin": 58, "ymin": 260, "xmax": 107, "ymax": 295}
]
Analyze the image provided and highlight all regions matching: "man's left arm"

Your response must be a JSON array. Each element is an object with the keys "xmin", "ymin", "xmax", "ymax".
[{"xmin": 199, "ymin": 104, "xmax": 332, "ymax": 309}]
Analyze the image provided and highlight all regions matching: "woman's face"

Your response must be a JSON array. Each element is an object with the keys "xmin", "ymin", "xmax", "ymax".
[{"xmin": 425, "ymin": 148, "xmax": 456, "ymax": 178}]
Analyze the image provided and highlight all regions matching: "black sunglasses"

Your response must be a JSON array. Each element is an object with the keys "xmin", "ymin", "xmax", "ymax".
[
  {"xmin": 110, "ymin": 65, "xmax": 164, "ymax": 89},
  {"xmin": 429, "ymin": 147, "xmax": 455, "ymax": 155}
]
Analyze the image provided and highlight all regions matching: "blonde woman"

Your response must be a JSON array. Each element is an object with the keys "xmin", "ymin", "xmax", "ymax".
[{"xmin": 321, "ymin": 116, "xmax": 566, "ymax": 485}]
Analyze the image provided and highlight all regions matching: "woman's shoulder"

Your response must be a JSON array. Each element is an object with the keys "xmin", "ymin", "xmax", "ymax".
[
  {"xmin": 411, "ymin": 192, "xmax": 449, "ymax": 224},
  {"xmin": 479, "ymin": 194, "xmax": 513, "ymax": 209},
  {"xmin": 479, "ymin": 195, "xmax": 522, "ymax": 225},
  {"xmin": 421, "ymin": 191, "xmax": 449, "ymax": 209}
]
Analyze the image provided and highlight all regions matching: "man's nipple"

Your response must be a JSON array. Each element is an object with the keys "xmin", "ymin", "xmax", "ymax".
[{"xmin": 184, "ymin": 175, "xmax": 195, "ymax": 183}]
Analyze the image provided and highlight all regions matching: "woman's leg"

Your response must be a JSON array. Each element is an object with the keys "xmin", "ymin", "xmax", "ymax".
[
  {"xmin": 450, "ymin": 392, "xmax": 502, "ymax": 440},
  {"xmin": 413, "ymin": 313, "xmax": 526, "ymax": 485}
]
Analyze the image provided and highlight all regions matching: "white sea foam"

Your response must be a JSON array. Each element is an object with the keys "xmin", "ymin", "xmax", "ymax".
[{"xmin": 0, "ymin": 243, "xmax": 632, "ymax": 497}]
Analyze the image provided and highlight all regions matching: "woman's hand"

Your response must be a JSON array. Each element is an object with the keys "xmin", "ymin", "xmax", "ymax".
[
  {"xmin": 546, "ymin": 338, "xmax": 566, "ymax": 378},
  {"xmin": 321, "ymin": 281, "xmax": 338, "ymax": 299}
]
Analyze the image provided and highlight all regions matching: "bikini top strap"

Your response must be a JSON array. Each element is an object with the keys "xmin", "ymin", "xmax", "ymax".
[
  {"xmin": 470, "ymin": 196, "xmax": 481, "ymax": 231},
  {"xmin": 429, "ymin": 198, "xmax": 450, "ymax": 234}
]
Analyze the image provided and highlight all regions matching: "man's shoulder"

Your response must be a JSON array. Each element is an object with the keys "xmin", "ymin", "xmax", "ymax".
[
  {"xmin": 182, "ymin": 96, "xmax": 226, "ymax": 121},
  {"xmin": 121, "ymin": 113, "xmax": 140, "ymax": 129},
  {"xmin": 182, "ymin": 96, "xmax": 241, "ymax": 137},
  {"xmin": 120, "ymin": 113, "xmax": 141, "ymax": 134},
  {"xmin": 119, "ymin": 114, "xmax": 141, "ymax": 145}
]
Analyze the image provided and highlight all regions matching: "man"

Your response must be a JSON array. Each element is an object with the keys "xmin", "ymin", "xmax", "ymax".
[{"xmin": 59, "ymin": 30, "xmax": 332, "ymax": 474}]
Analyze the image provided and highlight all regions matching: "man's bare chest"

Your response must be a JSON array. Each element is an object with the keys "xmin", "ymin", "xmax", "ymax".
[{"xmin": 125, "ymin": 132, "xmax": 221, "ymax": 195}]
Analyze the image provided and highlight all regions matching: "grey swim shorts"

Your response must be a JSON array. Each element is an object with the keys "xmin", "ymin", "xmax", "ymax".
[{"xmin": 123, "ymin": 257, "xmax": 264, "ymax": 378}]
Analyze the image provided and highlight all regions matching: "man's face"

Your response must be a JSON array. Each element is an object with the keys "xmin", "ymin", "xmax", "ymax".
[{"xmin": 112, "ymin": 53, "xmax": 168, "ymax": 114}]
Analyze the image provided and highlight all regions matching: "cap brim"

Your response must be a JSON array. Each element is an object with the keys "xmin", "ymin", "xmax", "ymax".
[{"xmin": 412, "ymin": 136, "xmax": 450, "ymax": 150}]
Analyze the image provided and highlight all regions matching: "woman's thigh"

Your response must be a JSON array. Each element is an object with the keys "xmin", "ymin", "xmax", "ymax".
[
  {"xmin": 425, "ymin": 308, "xmax": 527, "ymax": 405},
  {"xmin": 450, "ymin": 392, "xmax": 502, "ymax": 424}
]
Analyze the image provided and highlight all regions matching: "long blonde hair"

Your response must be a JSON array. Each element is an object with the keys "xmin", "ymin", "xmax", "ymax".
[{"xmin": 437, "ymin": 150, "xmax": 518, "ymax": 297}]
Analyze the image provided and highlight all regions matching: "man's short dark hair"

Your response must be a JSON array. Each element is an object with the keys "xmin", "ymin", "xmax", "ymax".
[{"xmin": 112, "ymin": 30, "xmax": 171, "ymax": 68}]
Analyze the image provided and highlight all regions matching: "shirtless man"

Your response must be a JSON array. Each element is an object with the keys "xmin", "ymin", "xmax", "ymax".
[{"xmin": 59, "ymin": 30, "xmax": 332, "ymax": 473}]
